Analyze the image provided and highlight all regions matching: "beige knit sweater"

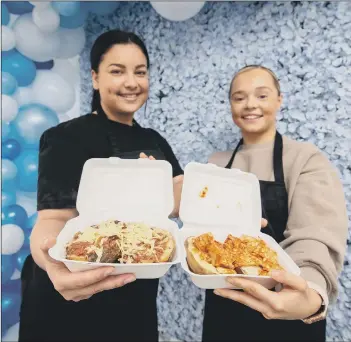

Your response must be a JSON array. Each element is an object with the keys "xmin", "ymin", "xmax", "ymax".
[{"xmin": 209, "ymin": 135, "xmax": 348, "ymax": 305}]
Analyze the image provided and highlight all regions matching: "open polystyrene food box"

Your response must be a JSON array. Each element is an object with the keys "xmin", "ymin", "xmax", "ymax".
[
  {"xmin": 49, "ymin": 157, "xmax": 180, "ymax": 279},
  {"xmin": 179, "ymin": 162, "xmax": 300, "ymax": 290}
]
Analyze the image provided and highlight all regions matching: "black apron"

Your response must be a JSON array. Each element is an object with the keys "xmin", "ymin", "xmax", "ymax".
[
  {"xmin": 202, "ymin": 132, "xmax": 326, "ymax": 341},
  {"xmin": 19, "ymin": 110, "xmax": 165, "ymax": 342}
]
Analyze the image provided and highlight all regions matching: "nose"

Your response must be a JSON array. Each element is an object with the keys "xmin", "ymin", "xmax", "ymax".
[
  {"xmin": 124, "ymin": 72, "xmax": 138, "ymax": 89},
  {"xmin": 245, "ymin": 95, "xmax": 258, "ymax": 109}
]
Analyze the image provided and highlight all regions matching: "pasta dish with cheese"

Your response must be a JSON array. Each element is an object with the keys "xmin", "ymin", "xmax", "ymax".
[{"xmin": 65, "ymin": 219, "xmax": 175, "ymax": 264}]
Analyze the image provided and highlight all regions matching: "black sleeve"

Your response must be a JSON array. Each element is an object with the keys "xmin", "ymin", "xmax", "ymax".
[
  {"xmin": 151, "ymin": 130, "xmax": 183, "ymax": 178},
  {"xmin": 37, "ymin": 128, "xmax": 90, "ymax": 211}
]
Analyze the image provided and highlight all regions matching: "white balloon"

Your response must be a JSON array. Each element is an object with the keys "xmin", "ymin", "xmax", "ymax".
[
  {"xmin": 2, "ymin": 95, "xmax": 19, "ymax": 122},
  {"xmin": 16, "ymin": 191, "xmax": 38, "ymax": 217},
  {"xmin": 11, "ymin": 268, "xmax": 22, "ymax": 280},
  {"xmin": 31, "ymin": 70, "xmax": 76, "ymax": 113},
  {"xmin": 2, "ymin": 224, "xmax": 25, "ymax": 255},
  {"xmin": 52, "ymin": 58, "xmax": 79, "ymax": 85},
  {"xmin": 2, "ymin": 322, "xmax": 20, "ymax": 342},
  {"xmin": 150, "ymin": 1, "xmax": 205, "ymax": 21},
  {"xmin": 55, "ymin": 27, "xmax": 86, "ymax": 59},
  {"xmin": 58, "ymin": 85, "xmax": 81, "ymax": 121},
  {"xmin": 32, "ymin": 5, "xmax": 60, "ymax": 33},
  {"xmin": 29, "ymin": 1, "xmax": 51, "ymax": 8},
  {"xmin": 2, "ymin": 25, "xmax": 16, "ymax": 51},
  {"xmin": 13, "ymin": 86, "xmax": 34, "ymax": 106},
  {"xmin": 13, "ymin": 13, "xmax": 60, "ymax": 62}
]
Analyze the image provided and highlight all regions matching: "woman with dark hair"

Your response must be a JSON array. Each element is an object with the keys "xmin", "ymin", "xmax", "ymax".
[
  {"xmin": 202, "ymin": 65, "xmax": 348, "ymax": 341},
  {"xmin": 18, "ymin": 29, "xmax": 183, "ymax": 342}
]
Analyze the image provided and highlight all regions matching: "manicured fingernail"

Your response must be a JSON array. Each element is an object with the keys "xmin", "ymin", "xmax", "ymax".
[
  {"xmin": 123, "ymin": 276, "xmax": 136, "ymax": 285},
  {"xmin": 213, "ymin": 290, "xmax": 220, "ymax": 295}
]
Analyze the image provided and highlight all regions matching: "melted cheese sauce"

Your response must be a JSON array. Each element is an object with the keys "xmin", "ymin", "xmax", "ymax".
[{"xmin": 73, "ymin": 219, "xmax": 171, "ymax": 263}]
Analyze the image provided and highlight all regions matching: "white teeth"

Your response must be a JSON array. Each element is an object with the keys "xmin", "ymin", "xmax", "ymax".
[
  {"xmin": 120, "ymin": 94, "xmax": 137, "ymax": 99},
  {"xmin": 243, "ymin": 115, "xmax": 262, "ymax": 120}
]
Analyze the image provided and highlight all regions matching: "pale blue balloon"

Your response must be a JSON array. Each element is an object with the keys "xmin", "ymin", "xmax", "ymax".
[
  {"xmin": 2, "ymin": 191, "xmax": 16, "ymax": 208},
  {"xmin": 86, "ymin": 1, "xmax": 118, "ymax": 15},
  {"xmin": 12, "ymin": 104, "xmax": 59, "ymax": 149},
  {"xmin": 52, "ymin": 1, "xmax": 80, "ymax": 16},
  {"xmin": 15, "ymin": 150, "xmax": 39, "ymax": 192},
  {"xmin": 2, "ymin": 72, "xmax": 18, "ymax": 96},
  {"xmin": 2, "ymin": 159, "xmax": 17, "ymax": 182},
  {"xmin": 2, "ymin": 122, "xmax": 11, "ymax": 140},
  {"xmin": 2, "ymin": 159, "xmax": 18, "ymax": 190},
  {"xmin": 2, "ymin": 50, "xmax": 36, "ymax": 87}
]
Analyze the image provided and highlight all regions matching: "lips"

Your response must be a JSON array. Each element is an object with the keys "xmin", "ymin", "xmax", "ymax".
[
  {"xmin": 118, "ymin": 94, "xmax": 139, "ymax": 100},
  {"xmin": 241, "ymin": 114, "xmax": 263, "ymax": 120}
]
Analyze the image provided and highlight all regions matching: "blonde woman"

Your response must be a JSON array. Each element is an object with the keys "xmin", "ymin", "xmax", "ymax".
[{"xmin": 203, "ymin": 65, "xmax": 348, "ymax": 341}]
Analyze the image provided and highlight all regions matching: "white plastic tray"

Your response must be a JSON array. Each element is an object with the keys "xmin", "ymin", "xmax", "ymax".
[
  {"xmin": 179, "ymin": 162, "xmax": 300, "ymax": 289},
  {"xmin": 49, "ymin": 157, "xmax": 180, "ymax": 279}
]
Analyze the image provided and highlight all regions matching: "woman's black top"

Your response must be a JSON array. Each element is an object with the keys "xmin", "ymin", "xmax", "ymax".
[{"xmin": 19, "ymin": 113, "xmax": 183, "ymax": 342}]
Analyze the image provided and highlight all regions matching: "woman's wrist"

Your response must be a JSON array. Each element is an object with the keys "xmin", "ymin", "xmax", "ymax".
[{"xmin": 302, "ymin": 282, "xmax": 328, "ymax": 324}]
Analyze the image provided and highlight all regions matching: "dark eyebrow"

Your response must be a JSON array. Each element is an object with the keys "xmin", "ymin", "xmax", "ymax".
[
  {"xmin": 108, "ymin": 63, "xmax": 147, "ymax": 69},
  {"xmin": 108, "ymin": 63, "xmax": 125, "ymax": 68}
]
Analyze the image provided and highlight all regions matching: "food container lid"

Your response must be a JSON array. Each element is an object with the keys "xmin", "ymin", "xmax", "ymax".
[
  {"xmin": 76, "ymin": 157, "xmax": 174, "ymax": 221},
  {"xmin": 179, "ymin": 162, "xmax": 262, "ymax": 236}
]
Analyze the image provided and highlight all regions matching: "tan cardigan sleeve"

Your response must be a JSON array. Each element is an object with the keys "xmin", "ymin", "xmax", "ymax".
[{"xmin": 280, "ymin": 150, "xmax": 348, "ymax": 304}]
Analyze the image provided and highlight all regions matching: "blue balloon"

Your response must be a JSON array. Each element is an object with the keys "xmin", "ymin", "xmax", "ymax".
[
  {"xmin": 4, "ymin": 1, "xmax": 34, "ymax": 15},
  {"xmin": 2, "ymin": 49, "xmax": 36, "ymax": 87},
  {"xmin": 26, "ymin": 212, "xmax": 38, "ymax": 230},
  {"xmin": 12, "ymin": 104, "xmax": 59, "ymax": 149},
  {"xmin": 1, "ymin": 255, "xmax": 15, "ymax": 284},
  {"xmin": 2, "ymin": 139, "xmax": 22, "ymax": 160},
  {"xmin": 2, "ymin": 204, "xmax": 28, "ymax": 227},
  {"xmin": 23, "ymin": 228, "xmax": 31, "ymax": 248},
  {"xmin": 2, "ymin": 72, "xmax": 18, "ymax": 95},
  {"xmin": 60, "ymin": 4, "xmax": 88, "ymax": 28},
  {"xmin": 14, "ymin": 150, "xmax": 39, "ymax": 192},
  {"xmin": 52, "ymin": 1, "xmax": 80, "ymax": 16},
  {"xmin": 2, "ymin": 159, "xmax": 18, "ymax": 190},
  {"xmin": 1, "ymin": 290, "xmax": 21, "ymax": 330},
  {"xmin": 1, "ymin": 3, "xmax": 10, "ymax": 25},
  {"xmin": 2, "ymin": 191, "xmax": 17, "ymax": 208},
  {"xmin": 15, "ymin": 246, "xmax": 31, "ymax": 271},
  {"xmin": 86, "ymin": 1, "xmax": 118, "ymax": 15},
  {"xmin": 34, "ymin": 60, "xmax": 54, "ymax": 70},
  {"xmin": 2, "ymin": 278, "xmax": 22, "ymax": 294}
]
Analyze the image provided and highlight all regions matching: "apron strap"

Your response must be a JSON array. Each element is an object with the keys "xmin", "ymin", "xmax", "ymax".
[
  {"xmin": 225, "ymin": 131, "xmax": 285, "ymax": 184},
  {"xmin": 273, "ymin": 132, "xmax": 284, "ymax": 183},
  {"xmin": 225, "ymin": 138, "xmax": 243, "ymax": 169},
  {"xmin": 96, "ymin": 106, "xmax": 122, "ymax": 156}
]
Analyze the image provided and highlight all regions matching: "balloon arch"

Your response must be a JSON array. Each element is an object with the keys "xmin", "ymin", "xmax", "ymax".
[{"xmin": 1, "ymin": 1, "xmax": 205, "ymax": 340}]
